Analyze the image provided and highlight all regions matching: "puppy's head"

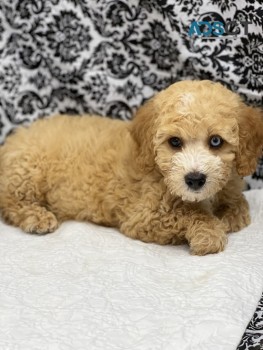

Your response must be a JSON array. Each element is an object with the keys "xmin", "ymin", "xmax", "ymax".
[{"xmin": 131, "ymin": 80, "xmax": 263, "ymax": 202}]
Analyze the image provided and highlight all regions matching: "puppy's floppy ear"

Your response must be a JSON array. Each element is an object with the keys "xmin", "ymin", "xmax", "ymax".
[
  {"xmin": 130, "ymin": 98, "xmax": 159, "ymax": 170},
  {"xmin": 236, "ymin": 104, "xmax": 263, "ymax": 176}
]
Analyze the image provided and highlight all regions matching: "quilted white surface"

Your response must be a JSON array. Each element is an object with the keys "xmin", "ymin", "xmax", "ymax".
[{"xmin": 0, "ymin": 190, "xmax": 263, "ymax": 350}]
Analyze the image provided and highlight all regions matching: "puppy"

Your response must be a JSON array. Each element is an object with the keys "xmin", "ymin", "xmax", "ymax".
[{"xmin": 0, "ymin": 80, "xmax": 262, "ymax": 255}]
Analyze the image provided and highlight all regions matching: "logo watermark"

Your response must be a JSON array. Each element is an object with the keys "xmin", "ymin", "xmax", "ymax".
[{"xmin": 188, "ymin": 20, "xmax": 251, "ymax": 38}]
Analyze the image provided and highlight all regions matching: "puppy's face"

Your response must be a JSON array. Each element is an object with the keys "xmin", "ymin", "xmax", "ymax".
[
  {"xmin": 131, "ymin": 80, "xmax": 263, "ymax": 202},
  {"xmin": 154, "ymin": 109, "xmax": 239, "ymax": 202}
]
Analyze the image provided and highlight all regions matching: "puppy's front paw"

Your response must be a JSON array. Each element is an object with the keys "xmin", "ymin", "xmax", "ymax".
[
  {"xmin": 189, "ymin": 224, "xmax": 227, "ymax": 256},
  {"xmin": 222, "ymin": 211, "xmax": 251, "ymax": 233},
  {"xmin": 20, "ymin": 211, "xmax": 59, "ymax": 235},
  {"xmin": 215, "ymin": 196, "xmax": 251, "ymax": 233}
]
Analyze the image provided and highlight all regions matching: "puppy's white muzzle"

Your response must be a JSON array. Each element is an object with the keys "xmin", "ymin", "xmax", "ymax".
[{"xmin": 169, "ymin": 143, "xmax": 224, "ymax": 202}]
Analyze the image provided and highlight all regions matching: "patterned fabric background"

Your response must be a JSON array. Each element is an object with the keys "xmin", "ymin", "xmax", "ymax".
[
  {"xmin": 237, "ymin": 295, "xmax": 263, "ymax": 350},
  {"xmin": 0, "ymin": 1, "xmax": 262, "ymax": 348}
]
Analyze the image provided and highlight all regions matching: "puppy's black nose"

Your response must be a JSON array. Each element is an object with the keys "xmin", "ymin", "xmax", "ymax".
[{"xmin": 185, "ymin": 172, "xmax": 207, "ymax": 191}]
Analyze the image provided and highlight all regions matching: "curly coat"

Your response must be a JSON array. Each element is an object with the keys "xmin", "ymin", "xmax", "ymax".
[{"xmin": 0, "ymin": 80, "xmax": 262, "ymax": 255}]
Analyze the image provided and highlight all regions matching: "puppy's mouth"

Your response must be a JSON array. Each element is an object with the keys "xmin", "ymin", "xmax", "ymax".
[
  {"xmin": 181, "ymin": 188, "xmax": 207, "ymax": 202},
  {"xmin": 188, "ymin": 189, "xmax": 202, "ymax": 194}
]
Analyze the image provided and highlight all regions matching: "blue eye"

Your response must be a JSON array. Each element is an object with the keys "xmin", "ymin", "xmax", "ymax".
[
  {"xmin": 168, "ymin": 137, "xmax": 182, "ymax": 148},
  {"xmin": 210, "ymin": 135, "xmax": 223, "ymax": 148}
]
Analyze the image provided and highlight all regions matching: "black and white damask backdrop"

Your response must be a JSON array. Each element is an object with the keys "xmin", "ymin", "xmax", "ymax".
[{"xmin": 0, "ymin": 1, "xmax": 262, "ymax": 347}]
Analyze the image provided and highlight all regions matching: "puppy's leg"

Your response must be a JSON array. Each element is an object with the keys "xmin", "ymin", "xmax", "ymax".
[
  {"xmin": 120, "ymin": 203, "xmax": 227, "ymax": 255},
  {"xmin": 214, "ymin": 193, "xmax": 250, "ymax": 233},
  {"xmin": 0, "ymin": 157, "xmax": 59, "ymax": 234},
  {"xmin": 214, "ymin": 176, "xmax": 250, "ymax": 233},
  {"xmin": 183, "ymin": 212, "xmax": 227, "ymax": 256},
  {"xmin": 2, "ymin": 202, "xmax": 59, "ymax": 234}
]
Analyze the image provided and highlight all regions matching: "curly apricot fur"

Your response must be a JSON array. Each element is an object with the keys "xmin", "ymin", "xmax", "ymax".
[{"xmin": 0, "ymin": 81, "xmax": 262, "ymax": 255}]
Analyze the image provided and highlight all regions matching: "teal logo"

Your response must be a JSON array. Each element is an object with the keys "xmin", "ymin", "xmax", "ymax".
[{"xmin": 188, "ymin": 21, "xmax": 251, "ymax": 37}]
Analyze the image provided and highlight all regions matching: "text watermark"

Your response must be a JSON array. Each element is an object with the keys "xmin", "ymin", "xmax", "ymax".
[{"xmin": 188, "ymin": 20, "xmax": 252, "ymax": 38}]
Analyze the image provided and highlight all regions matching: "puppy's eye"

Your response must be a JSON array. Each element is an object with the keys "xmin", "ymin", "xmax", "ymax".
[
  {"xmin": 168, "ymin": 137, "xmax": 182, "ymax": 148},
  {"xmin": 210, "ymin": 135, "xmax": 224, "ymax": 148}
]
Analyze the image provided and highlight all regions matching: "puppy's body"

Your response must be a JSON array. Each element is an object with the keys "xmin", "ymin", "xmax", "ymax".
[
  {"xmin": 0, "ymin": 81, "xmax": 262, "ymax": 255},
  {"xmin": 0, "ymin": 117, "xmax": 135, "ymax": 224},
  {"xmin": 0, "ymin": 117, "xmax": 152, "ymax": 220}
]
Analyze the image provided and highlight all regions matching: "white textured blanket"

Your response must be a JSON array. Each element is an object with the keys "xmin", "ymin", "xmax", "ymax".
[{"xmin": 0, "ymin": 190, "xmax": 263, "ymax": 350}]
